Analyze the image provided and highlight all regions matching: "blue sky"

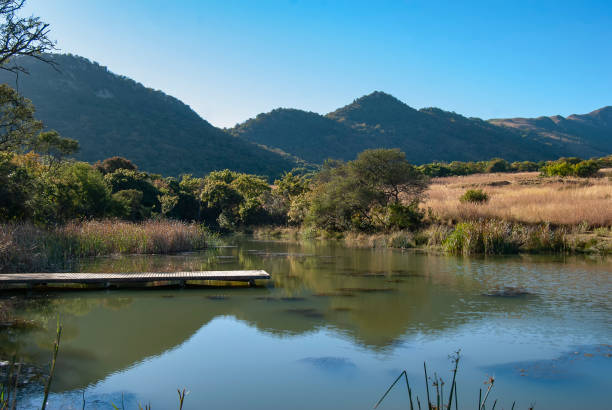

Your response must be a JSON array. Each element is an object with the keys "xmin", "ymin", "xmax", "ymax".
[{"xmin": 24, "ymin": 0, "xmax": 612, "ymax": 127}]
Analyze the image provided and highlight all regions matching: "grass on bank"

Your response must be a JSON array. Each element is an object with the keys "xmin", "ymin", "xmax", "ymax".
[
  {"xmin": 255, "ymin": 169, "xmax": 612, "ymax": 255},
  {"xmin": 425, "ymin": 171, "xmax": 612, "ymax": 227},
  {"xmin": 0, "ymin": 220, "xmax": 213, "ymax": 273},
  {"xmin": 254, "ymin": 220, "xmax": 612, "ymax": 255}
]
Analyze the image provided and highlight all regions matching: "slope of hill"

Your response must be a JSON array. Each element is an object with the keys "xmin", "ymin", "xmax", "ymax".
[
  {"xmin": 489, "ymin": 106, "xmax": 612, "ymax": 156},
  {"xmin": 229, "ymin": 108, "xmax": 360, "ymax": 163},
  {"xmin": 232, "ymin": 91, "xmax": 610, "ymax": 164},
  {"xmin": 0, "ymin": 54, "xmax": 299, "ymax": 177}
]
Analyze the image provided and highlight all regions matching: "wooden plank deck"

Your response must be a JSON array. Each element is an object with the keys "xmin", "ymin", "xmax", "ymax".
[{"xmin": 0, "ymin": 270, "xmax": 270, "ymax": 285}]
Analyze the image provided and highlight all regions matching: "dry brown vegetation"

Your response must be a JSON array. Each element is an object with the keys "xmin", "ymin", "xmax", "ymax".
[
  {"xmin": 0, "ymin": 220, "xmax": 212, "ymax": 273},
  {"xmin": 424, "ymin": 171, "xmax": 612, "ymax": 227}
]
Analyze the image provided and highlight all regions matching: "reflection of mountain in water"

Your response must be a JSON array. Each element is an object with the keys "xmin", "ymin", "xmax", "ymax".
[{"xmin": 6, "ymin": 239, "xmax": 610, "ymax": 393}]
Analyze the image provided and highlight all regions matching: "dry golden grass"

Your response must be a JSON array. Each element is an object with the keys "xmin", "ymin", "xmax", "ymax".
[
  {"xmin": 424, "ymin": 171, "xmax": 612, "ymax": 226},
  {"xmin": 0, "ymin": 220, "xmax": 212, "ymax": 272}
]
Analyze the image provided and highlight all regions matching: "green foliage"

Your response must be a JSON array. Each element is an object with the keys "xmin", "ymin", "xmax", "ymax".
[
  {"xmin": 443, "ymin": 220, "xmax": 522, "ymax": 255},
  {"xmin": 200, "ymin": 180, "xmax": 242, "ymax": 210},
  {"xmin": 511, "ymin": 160, "xmax": 539, "ymax": 172},
  {"xmin": 111, "ymin": 189, "xmax": 145, "ymax": 221},
  {"xmin": 442, "ymin": 220, "xmax": 570, "ymax": 255},
  {"xmin": 50, "ymin": 162, "xmax": 112, "ymax": 221},
  {"xmin": 573, "ymin": 159, "xmax": 600, "ymax": 177},
  {"xmin": 94, "ymin": 156, "xmax": 137, "ymax": 174},
  {"xmin": 485, "ymin": 158, "xmax": 510, "ymax": 173},
  {"xmin": 0, "ymin": 54, "xmax": 300, "ymax": 178},
  {"xmin": 541, "ymin": 158, "xmax": 600, "ymax": 177},
  {"xmin": 386, "ymin": 202, "xmax": 424, "ymax": 230},
  {"xmin": 33, "ymin": 130, "xmax": 79, "ymax": 162},
  {"xmin": 459, "ymin": 189, "xmax": 489, "ymax": 204},
  {"xmin": 541, "ymin": 160, "xmax": 574, "ymax": 177},
  {"xmin": 302, "ymin": 149, "xmax": 426, "ymax": 232},
  {"xmin": 0, "ymin": 152, "xmax": 36, "ymax": 221},
  {"xmin": 0, "ymin": 84, "xmax": 42, "ymax": 151},
  {"xmin": 199, "ymin": 170, "xmax": 273, "ymax": 229},
  {"xmin": 104, "ymin": 169, "xmax": 161, "ymax": 215},
  {"xmin": 350, "ymin": 148, "xmax": 426, "ymax": 205}
]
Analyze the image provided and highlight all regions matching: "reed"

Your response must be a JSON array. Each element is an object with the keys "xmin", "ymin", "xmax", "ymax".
[
  {"xmin": 0, "ymin": 220, "xmax": 213, "ymax": 273},
  {"xmin": 41, "ymin": 319, "xmax": 62, "ymax": 410},
  {"xmin": 374, "ymin": 353, "xmax": 529, "ymax": 409}
]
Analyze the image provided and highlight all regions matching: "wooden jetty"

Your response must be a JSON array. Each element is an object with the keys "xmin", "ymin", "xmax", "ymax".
[{"xmin": 0, "ymin": 270, "xmax": 270, "ymax": 288}]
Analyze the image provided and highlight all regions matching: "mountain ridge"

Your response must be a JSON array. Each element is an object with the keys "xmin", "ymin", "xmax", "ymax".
[
  {"xmin": 233, "ymin": 90, "xmax": 610, "ymax": 164},
  {"xmin": 0, "ymin": 54, "xmax": 301, "ymax": 177},
  {"xmin": 1, "ymin": 54, "xmax": 609, "ymax": 178}
]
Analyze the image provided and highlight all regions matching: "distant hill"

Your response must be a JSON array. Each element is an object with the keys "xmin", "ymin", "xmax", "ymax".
[
  {"xmin": 3, "ymin": 54, "xmax": 608, "ymax": 176},
  {"xmin": 0, "ymin": 54, "xmax": 300, "ymax": 177},
  {"xmin": 489, "ymin": 106, "xmax": 612, "ymax": 157},
  {"xmin": 232, "ymin": 91, "xmax": 611, "ymax": 164}
]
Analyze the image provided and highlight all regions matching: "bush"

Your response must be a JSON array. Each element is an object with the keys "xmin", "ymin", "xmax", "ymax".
[
  {"xmin": 574, "ymin": 160, "xmax": 600, "ymax": 177},
  {"xmin": 486, "ymin": 158, "xmax": 510, "ymax": 173},
  {"xmin": 386, "ymin": 201, "xmax": 424, "ymax": 230},
  {"xmin": 443, "ymin": 220, "xmax": 521, "ymax": 255},
  {"xmin": 459, "ymin": 189, "xmax": 489, "ymax": 204},
  {"xmin": 541, "ymin": 159, "xmax": 600, "ymax": 178}
]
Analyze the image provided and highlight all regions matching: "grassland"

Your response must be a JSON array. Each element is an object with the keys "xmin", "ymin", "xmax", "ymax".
[
  {"xmin": 424, "ymin": 170, "xmax": 612, "ymax": 226},
  {"xmin": 256, "ymin": 170, "xmax": 612, "ymax": 255}
]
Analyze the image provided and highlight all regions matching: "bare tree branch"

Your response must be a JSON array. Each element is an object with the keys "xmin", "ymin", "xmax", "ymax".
[{"xmin": 0, "ymin": 0, "xmax": 56, "ymax": 75}]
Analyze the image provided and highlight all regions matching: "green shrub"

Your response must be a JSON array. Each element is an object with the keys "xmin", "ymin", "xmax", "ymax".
[
  {"xmin": 573, "ymin": 160, "xmax": 600, "ymax": 177},
  {"xmin": 459, "ymin": 189, "xmax": 489, "ymax": 204},
  {"xmin": 486, "ymin": 158, "xmax": 510, "ymax": 173},
  {"xmin": 443, "ymin": 220, "xmax": 521, "ymax": 255},
  {"xmin": 386, "ymin": 201, "xmax": 424, "ymax": 230},
  {"xmin": 541, "ymin": 159, "xmax": 600, "ymax": 178}
]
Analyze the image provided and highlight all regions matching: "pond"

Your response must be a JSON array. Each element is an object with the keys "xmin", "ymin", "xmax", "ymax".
[{"xmin": 2, "ymin": 237, "xmax": 611, "ymax": 409}]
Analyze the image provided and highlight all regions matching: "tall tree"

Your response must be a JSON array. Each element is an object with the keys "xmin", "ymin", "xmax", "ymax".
[
  {"xmin": 0, "ymin": 82, "xmax": 40, "ymax": 150},
  {"xmin": 0, "ymin": 0, "xmax": 55, "ymax": 74}
]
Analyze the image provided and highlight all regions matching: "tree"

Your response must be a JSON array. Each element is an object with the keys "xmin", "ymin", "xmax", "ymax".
[
  {"xmin": 0, "ymin": 83, "xmax": 41, "ymax": 151},
  {"xmin": 349, "ymin": 148, "xmax": 427, "ymax": 205},
  {"xmin": 573, "ymin": 160, "xmax": 599, "ymax": 177},
  {"xmin": 0, "ymin": 151, "xmax": 34, "ymax": 220},
  {"xmin": 302, "ymin": 149, "xmax": 428, "ymax": 232},
  {"xmin": 0, "ymin": 0, "xmax": 56, "ymax": 74},
  {"xmin": 94, "ymin": 156, "xmax": 137, "ymax": 174},
  {"xmin": 33, "ymin": 130, "xmax": 79, "ymax": 165},
  {"xmin": 51, "ymin": 162, "xmax": 112, "ymax": 220},
  {"xmin": 104, "ymin": 169, "xmax": 161, "ymax": 215},
  {"xmin": 486, "ymin": 158, "xmax": 510, "ymax": 173}
]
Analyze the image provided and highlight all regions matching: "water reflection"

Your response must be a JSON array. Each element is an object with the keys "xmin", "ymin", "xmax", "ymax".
[{"xmin": 1, "ymin": 238, "xmax": 610, "ymax": 409}]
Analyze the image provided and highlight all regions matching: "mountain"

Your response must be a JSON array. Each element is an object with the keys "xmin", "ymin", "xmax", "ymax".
[
  {"xmin": 489, "ymin": 106, "xmax": 612, "ymax": 157},
  {"xmin": 0, "ymin": 54, "xmax": 299, "ymax": 177},
  {"xmin": 229, "ymin": 108, "xmax": 360, "ymax": 163},
  {"xmin": 231, "ymin": 91, "xmax": 611, "ymax": 164}
]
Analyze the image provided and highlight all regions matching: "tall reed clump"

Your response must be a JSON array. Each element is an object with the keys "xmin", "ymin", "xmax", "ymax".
[
  {"xmin": 0, "ymin": 220, "xmax": 213, "ymax": 273},
  {"xmin": 443, "ymin": 219, "xmax": 568, "ymax": 255},
  {"xmin": 58, "ymin": 220, "xmax": 211, "ymax": 256}
]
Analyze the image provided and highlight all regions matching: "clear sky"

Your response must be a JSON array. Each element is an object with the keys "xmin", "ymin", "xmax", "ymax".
[{"xmin": 24, "ymin": 0, "xmax": 612, "ymax": 128}]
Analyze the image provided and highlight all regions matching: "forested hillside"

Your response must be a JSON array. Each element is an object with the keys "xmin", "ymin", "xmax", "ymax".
[
  {"xmin": 0, "ymin": 54, "xmax": 300, "ymax": 177},
  {"xmin": 232, "ymin": 91, "xmax": 610, "ymax": 163},
  {"xmin": 2, "ymin": 54, "xmax": 609, "ymax": 177}
]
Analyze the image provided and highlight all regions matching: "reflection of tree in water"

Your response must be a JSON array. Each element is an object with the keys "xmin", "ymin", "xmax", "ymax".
[{"xmin": 5, "ymin": 238, "xmax": 606, "ymax": 394}]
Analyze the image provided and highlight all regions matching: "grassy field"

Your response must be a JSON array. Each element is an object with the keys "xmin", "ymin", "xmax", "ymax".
[
  {"xmin": 424, "ymin": 170, "xmax": 612, "ymax": 226},
  {"xmin": 256, "ymin": 170, "xmax": 612, "ymax": 255}
]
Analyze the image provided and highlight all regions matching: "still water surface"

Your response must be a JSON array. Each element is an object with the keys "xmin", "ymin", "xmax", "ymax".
[{"xmin": 5, "ymin": 237, "xmax": 612, "ymax": 409}]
